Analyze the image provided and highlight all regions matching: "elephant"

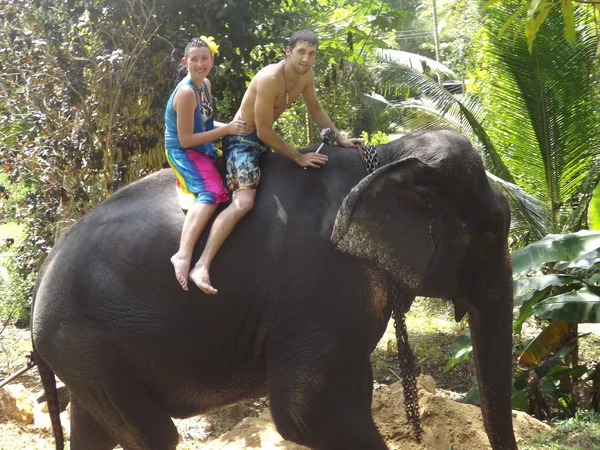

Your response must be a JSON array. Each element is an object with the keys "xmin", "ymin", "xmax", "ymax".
[{"xmin": 32, "ymin": 129, "xmax": 517, "ymax": 450}]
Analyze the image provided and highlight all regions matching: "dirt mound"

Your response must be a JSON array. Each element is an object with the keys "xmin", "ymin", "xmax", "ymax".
[
  {"xmin": 200, "ymin": 376, "xmax": 550, "ymax": 449},
  {"xmin": 0, "ymin": 375, "xmax": 550, "ymax": 449}
]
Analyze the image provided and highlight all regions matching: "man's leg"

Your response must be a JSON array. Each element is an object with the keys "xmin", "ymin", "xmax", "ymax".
[
  {"xmin": 189, "ymin": 189, "xmax": 256, "ymax": 294},
  {"xmin": 171, "ymin": 202, "xmax": 218, "ymax": 291}
]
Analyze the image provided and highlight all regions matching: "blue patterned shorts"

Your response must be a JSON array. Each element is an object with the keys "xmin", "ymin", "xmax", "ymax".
[{"xmin": 222, "ymin": 132, "xmax": 270, "ymax": 192}]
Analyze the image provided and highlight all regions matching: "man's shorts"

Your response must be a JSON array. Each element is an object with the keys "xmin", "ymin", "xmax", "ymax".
[
  {"xmin": 222, "ymin": 132, "xmax": 270, "ymax": 192},
  {"xmin": 165, "ymin": 148, "xmax": 229, "ymax": 210}
]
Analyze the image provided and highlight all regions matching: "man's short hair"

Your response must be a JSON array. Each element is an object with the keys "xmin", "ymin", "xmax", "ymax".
[{"xmin": 288, "ymin": 30, "xmax": 318, "ymax": 50}]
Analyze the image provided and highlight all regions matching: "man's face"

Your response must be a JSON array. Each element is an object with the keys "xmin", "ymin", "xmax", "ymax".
[{"xmin": 285, "ymin": 41, "xmax": 317, "ymax": 75}]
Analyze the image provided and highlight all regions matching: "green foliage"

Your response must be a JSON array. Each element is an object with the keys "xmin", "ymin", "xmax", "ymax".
[
  {"xmin": 588, "ymin": 182, "xmax": 600, "ymax": 231},
  {"xmin": 448, "ymin": 231, "xmax": 600, "ymax": 419},
  {"xmin": 485, "ymin": 0, "xmax": 598, "ymax": 55},
  {"xmin": 512, "ymin": 231, "xmax": 600, "ymax": 276},
  {"xmin": 444, "ymin": 333, "xmax": 472, "ymax": 373},
  {"xmin": 511, "ymin": 232, "xmax": 600, "ymax": 417},
  {"xmin": 519, "ymin": 411, "xmax": 600, "ymax": 449},
  {"xmin": 375, "ymin": 0, "xmax": 600, "ymax": 246},
  {"xmin": 359, "ymin": 130, "xmax": 390, "ymax": 145},
  {"xmin": 477, "ymin": 1, "xmax": 600, "ymax": 238},
  {"xmin": 0, "ymin": 257, "xmax": 35, "ymax": 327},
  {"xmin": 0, "ymin": 0, "xmax": 174, "ymax": 322}
]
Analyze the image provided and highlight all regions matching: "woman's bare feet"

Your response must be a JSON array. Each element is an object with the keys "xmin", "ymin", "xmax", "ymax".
[
  {"xmin": 170, "ymin": 253, "xmax": 191, "ymax": 291},
  {"xmin": 189, "ymin": 265, "xmax": 218, "ymax": 294}
]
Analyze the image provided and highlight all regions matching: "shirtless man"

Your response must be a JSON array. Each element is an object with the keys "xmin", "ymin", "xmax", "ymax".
[{"xmin": 189, "ymin": 30, "xmax": 363, "ymax": 294}]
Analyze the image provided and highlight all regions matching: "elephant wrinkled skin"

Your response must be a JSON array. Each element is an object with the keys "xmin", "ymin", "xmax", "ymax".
[{"xmin": 32, "ymin": 129, "xmax": 518, "ymax": 450}]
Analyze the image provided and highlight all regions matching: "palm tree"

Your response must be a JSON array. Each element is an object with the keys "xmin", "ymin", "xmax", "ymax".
[
  {"xmin": 368, "ymin": 49, "xmax": 549, "ymax": 243},
  {"xmin": 368, "ymin": 1, "xmax": 600, "ymax": 246}
]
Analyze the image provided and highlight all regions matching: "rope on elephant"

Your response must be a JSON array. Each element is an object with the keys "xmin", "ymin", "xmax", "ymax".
[{"xmin": 389, "ymin": 281, "xmax": 423, "ymax": 443}]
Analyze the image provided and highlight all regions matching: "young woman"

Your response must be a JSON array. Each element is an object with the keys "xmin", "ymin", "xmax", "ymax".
[{"xmin": 165, "ymin": 36, "xmax": 252, "ymax": 292}]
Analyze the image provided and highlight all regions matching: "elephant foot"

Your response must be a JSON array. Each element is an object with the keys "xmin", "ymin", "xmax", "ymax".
[
  {"xmin": 189, "ymin": 265, "xmax": 218, "ymax": 295},
  {"xmin": 170, "ymin": 253, "xmax": 191, "ymax": 291}
]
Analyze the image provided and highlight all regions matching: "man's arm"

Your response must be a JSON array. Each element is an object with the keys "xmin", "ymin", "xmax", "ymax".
[
  {"xmin": 254, "ymin": 75, "xmax": 327, "ymax": 168},
  {"xmin": 302, "ymin": 77, "xmax": 364, "ymax": 149}
]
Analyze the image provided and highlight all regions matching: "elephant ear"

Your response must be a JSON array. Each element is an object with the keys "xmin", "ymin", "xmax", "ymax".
[{"xmin": 331, "ymin": 158, "xmax": 435, "ymax": 290}]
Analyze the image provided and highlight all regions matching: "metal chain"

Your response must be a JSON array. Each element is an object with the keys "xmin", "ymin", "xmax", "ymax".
[
  {"xmin": 389, "ymin": 280, "xmax": 423, "ymax": 442},
  {"xmin": 363, "ymin": 143, "xmax": 380, "ymax": 174},
  {"xmin": 364, "ymin": 145, "xmax": 422, "ymax": 440}
]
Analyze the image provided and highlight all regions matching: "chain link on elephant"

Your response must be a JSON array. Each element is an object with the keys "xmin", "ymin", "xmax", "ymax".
[
  {"xmin": 363, "ymin": 143, "xmax": 380, "ymax": 174},
  {"xmin": 389, "ymin": 281, "xmax": 423, "ymax": 442}
]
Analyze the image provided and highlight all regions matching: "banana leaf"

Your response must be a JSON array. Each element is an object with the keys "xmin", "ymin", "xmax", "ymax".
[
  {"xmin": 533, "ymin": 287, "xmax": 600, "ymax": 323},
  {"xmin": 518, "ymin": 320, "xmax": 571, "ymax": 368},
  {"xmin": 511, "ymin": 230, "xmax": 600, "ymax": 275}
]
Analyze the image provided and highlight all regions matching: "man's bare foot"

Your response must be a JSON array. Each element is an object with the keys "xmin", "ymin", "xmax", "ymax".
[
  {"xmin": 189, "ymin": 265, "xmax": 218, "ymax": 294},
  {"xmin": 170, "ymin": 254, "xmax": 191, "ymax": 291}
]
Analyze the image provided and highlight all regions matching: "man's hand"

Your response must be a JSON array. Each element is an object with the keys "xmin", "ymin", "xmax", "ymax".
[
  {"xmin": 337, "ymin": 136, "xmax": 365, "ymax": 149},
  {"xmin": 297, "ymin": 152, "xmax": 328, "ymax": 168},
  {"xmin": 337, "ymin": 136, "xmax": 365, "ymax": 161}
]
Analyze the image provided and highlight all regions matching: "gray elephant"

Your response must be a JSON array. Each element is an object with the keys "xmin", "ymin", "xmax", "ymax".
[{"xmin": 32, "ymin": 129, "xmax": 517, "ymax": 450}]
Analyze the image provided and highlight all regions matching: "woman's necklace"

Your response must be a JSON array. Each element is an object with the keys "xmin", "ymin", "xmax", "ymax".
[{"xmin": 282, "ymin": 61, "xmax": 299, "ymax": 105}]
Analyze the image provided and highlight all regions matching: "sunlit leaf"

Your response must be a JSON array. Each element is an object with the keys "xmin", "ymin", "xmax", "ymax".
[
  {"xmin": 483, "ymin": 0, "xmax": 504, "ymax": 10},
  {"xmin": 561, "ymin": 0, "xmax": 576, "ymax": 44},
  {"xmin": 518, "ymin": 320, "xmax": 570, "ymax": 368},
  {"xmin": 588, "ymin": 182, "xmax": 600, "ymax": 230},
  {"xmin": 482, "ymin": 2, "xmax": 600, "ymax": 236},
  {"xmin": 444, "ymin": 334, "xmax": 472, "ymax": 372},
  {"xmin": 497, "ymin": 3, "xmax": 530, "ymax": 39}
]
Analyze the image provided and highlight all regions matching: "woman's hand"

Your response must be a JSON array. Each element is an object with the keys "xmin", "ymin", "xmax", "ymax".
[{"xmin": 226, "ymin": 119, "xmax": 254, "ymax": 136}]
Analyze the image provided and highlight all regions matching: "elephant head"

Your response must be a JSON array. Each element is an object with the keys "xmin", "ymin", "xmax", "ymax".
[{"xmin": 332, "ymin": 137, "xmax": 518, "ymax": 450}]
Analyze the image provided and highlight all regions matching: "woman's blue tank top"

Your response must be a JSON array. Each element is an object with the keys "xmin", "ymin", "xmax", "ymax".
[{"xmin": 164, "ymin": 76, "xmax": 218, "ymax": 159}]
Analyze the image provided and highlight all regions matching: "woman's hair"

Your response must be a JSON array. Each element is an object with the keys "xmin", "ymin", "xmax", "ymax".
[{"xmin": 175, "ymin": 38, "xmax": 213, "ymax": 84}]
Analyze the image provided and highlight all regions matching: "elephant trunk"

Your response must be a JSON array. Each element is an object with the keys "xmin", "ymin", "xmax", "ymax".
[{"xmin": 467, "ymin": 246, "xmax": 518, "ymax": 450}]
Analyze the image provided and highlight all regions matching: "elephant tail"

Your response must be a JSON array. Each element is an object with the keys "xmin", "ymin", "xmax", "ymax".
[{"xmin": 33, "ymin": 344, "xmax": 64, "ymax": 450}]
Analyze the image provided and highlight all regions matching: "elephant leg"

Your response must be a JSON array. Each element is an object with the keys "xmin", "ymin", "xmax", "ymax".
[
  {"xmin": 70, "ymin": 397, "xmax": 117, "ymax": 450},
  {"xmin": 65, "ymin": 363, "xmax": 179, "ymax": 450},
  {"xmin": 267, "ymin": 350, "xmax": 388, "ymax": 450}
]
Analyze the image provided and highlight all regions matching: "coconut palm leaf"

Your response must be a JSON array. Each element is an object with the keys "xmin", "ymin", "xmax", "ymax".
[
  {"xmin": 566, "ymin": 158, "xmax": 600, "ymax": 232},
  {"xmin": 486, "ymin": 172, "xmax": 549, "ymax": 239},
  {"xmin": 367, "ymin": 96, "xmax": 549, "ymax": 238},
  {"xmin": 481, "ymin": 1, "xmax": 600, "ymax": 232},
  {"xmin": 371, "ymin": 61, "xmax": 514, "ymax": 183},
  {"xmin": 375, "ymin": 48, "xmax": 459, "ymax": 79},
  {"xmin": 370, "ymin": 56, "xmax": 550, "ymax": 239}
]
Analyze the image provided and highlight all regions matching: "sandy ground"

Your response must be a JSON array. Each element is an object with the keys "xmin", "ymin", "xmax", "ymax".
[
  {"xmin": 199, "ymin": 376, "xmax": 550, "ymax": 450},
  {"xmin": 0, "ymin": 374, "xmax": 550, "ymax": 450}
]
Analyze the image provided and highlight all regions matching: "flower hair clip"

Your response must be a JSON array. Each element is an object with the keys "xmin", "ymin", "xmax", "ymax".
[{"xmin": 199, "ymin": 35, "xmax": 219, "ymax": 55}]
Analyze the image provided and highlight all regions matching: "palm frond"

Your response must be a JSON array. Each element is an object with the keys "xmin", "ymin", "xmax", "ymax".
[
  {"xmin": 486, "ymin": 171, "xmax": 550, "ymax": 239},
  {"xmin": 361, "ymin": 93, "xmax": 389, "ymax": 118},
  {"xmin": 375, "ymin": 48, "xmax": 458, "ymax": 79},
  {"xmin": 482, "ymin": 1, "xmax": 600, "ymax": 231},
  {"xmin": 371, "ymin": 62, "xmax": 514, "ymax": 182},
  {"xmin": 564, "ymin": 158, "xmax": 600, "ymax": 232}
]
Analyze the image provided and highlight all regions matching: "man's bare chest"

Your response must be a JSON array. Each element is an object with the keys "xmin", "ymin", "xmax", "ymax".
[{"xmin": 274, "ymin": 85, "xmax": 303, "ymax": 117}]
